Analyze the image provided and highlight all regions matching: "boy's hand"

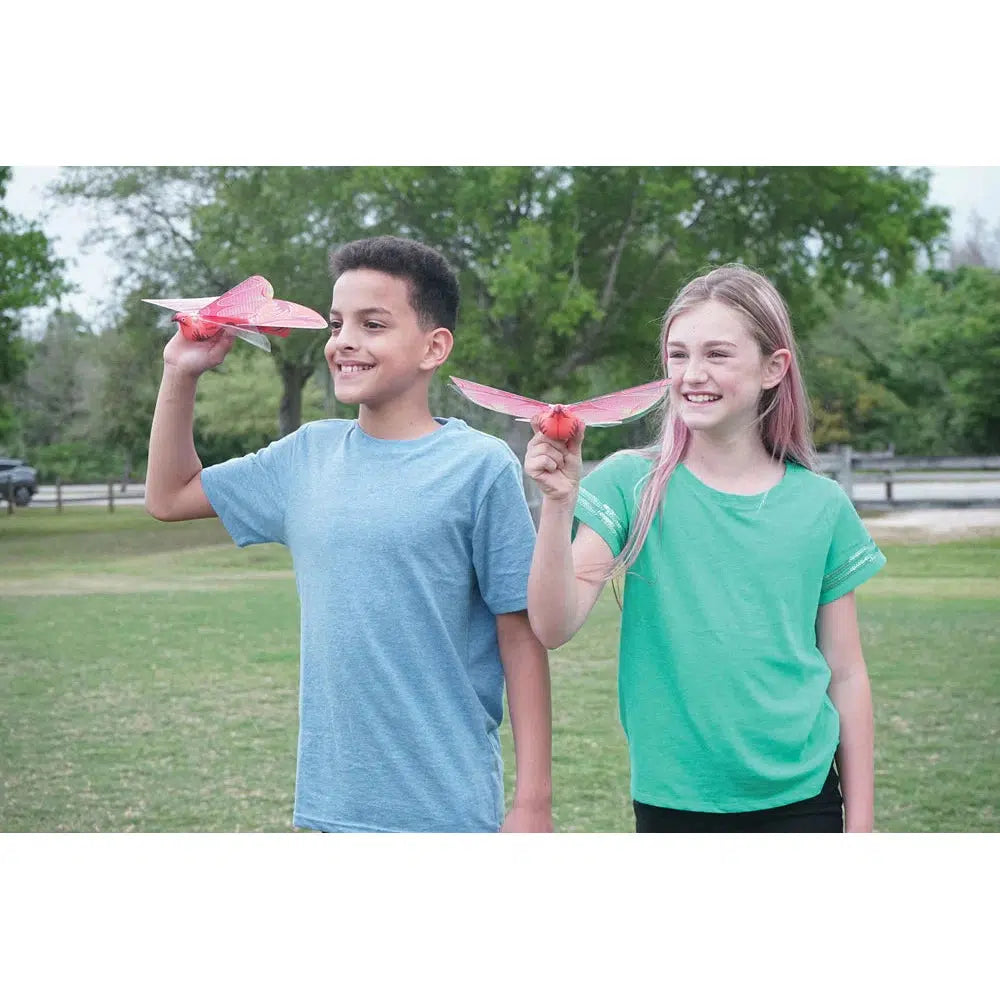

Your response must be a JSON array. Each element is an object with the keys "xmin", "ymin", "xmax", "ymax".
[
  {"xmin": 524, "ymin": 416, "xmax": 584, "ymax": 507},
  {"xmin": 163, "ymin": 326, "xmax": 237, "ymax": 377},
  {"xmin": 501, "ymin": 801, "xmax": 553, "ymax": 833}
]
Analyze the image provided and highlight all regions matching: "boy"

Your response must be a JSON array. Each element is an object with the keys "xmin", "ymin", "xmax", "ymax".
[{"xmin": 146, "ymin": 236, "xmax": 552, "ymax": 833}]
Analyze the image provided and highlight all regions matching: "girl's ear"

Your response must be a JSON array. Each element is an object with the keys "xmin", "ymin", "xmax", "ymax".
[{"xmin": 762, "ymin": 348, "xmax": 791, "ymax": 389}]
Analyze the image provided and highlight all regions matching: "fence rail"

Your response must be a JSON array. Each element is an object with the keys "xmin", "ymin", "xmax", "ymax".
[
  {"xmin": 816, "ymin": 448, "xmax": 1000, "ymax": 507},
  {"xmin": 5, "ymin": 479, "xmax": 146, "ymax": 515}
]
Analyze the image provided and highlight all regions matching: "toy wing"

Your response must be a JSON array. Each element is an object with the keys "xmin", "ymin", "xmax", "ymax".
[
  {"xmin": 200, "ymin": 275, "xmax": 327, "ymax": 330},
  {"xmin": 451, "ymin": 375, "xmax": 670, "ymax": 428},
  {"xmin": 566, "ymin": 379, "xmax": 671, "ymax": 426},
  {"xmin": 142, "ymin": 296, "xmax": 219, "ymax": 312},
  {"xmin": 211, "ymin": 322, "xmax": 272, "ymax": 353},
  {"xmin": 449, "ymin": 377, "xmax": 552, "ymax": 420}
]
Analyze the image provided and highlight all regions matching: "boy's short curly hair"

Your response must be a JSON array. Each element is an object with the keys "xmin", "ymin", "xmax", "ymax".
[{"xmin": 329, "ymin": 236, "xmax": 459, "ymax": 332}]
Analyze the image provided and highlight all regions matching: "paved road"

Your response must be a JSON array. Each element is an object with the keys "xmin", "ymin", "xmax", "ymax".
[
  {"xmin": 851, "ymin": 478, "xmax": 1000, "ymax": 505},
  {"xmin": 30, "ymin": 484, "xmax": 147, "ymax": 508}
]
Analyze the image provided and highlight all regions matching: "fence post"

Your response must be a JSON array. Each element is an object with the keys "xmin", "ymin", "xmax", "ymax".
[
  {"xmin": 57, "ymin": 477, "xmax": 63, "ymax": 513},
  {"xmin": 107, "ymin": 480, "xmax": 115, "ymax": 513},
  {"xmin": 885, "ymin": 466, "xmax": 894, "ymax": 506},
  {"xmin": 841, "ymin": 445, "xmax": 855, "ymax": 505},
  {"xmin": 5, "ymin": 478, "xmax": 13, "ymax": 516}
]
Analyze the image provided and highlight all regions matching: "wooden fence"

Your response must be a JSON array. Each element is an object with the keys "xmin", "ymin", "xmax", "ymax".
[
  {"xmin": 9, "ymin": 451, "xmax": 1000, "ymax": 518},
  {"xmin": 5, "ymin": 479, "xmax": 141, "ymax": 515},
  {"xmin": 816, "ymin": 448, "xmax": 1000, "ymax": 506}
]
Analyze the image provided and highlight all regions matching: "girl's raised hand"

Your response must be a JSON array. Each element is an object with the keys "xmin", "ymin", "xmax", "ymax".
[{"xmin": 524, "ymin": 415, "xmax": 584, "ymax": 507}]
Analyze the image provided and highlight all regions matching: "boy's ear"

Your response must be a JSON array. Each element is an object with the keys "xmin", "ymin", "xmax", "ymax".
[
  {"xmin": 420, "ymin": 327, "xmax": 454, "ymax": 371},
  {"xmin": 762, "ymin": 347, "xmax": 791, "ymax": 389}
]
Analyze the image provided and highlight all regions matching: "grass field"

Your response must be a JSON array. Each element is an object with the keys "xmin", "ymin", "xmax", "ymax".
[{"xmin": 2, "ymin": 506, "xmax": 998, "ymax": 832}]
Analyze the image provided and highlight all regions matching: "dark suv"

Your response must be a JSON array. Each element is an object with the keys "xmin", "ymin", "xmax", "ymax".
[{"xmin": 0, "ymin": 457, "xmax": 38, "ymax": 506}]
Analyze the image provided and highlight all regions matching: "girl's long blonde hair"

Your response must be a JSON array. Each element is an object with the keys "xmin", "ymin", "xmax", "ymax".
[{"xmin": 608, "ymin": 264, "xmax": 817, "ymax": 580}]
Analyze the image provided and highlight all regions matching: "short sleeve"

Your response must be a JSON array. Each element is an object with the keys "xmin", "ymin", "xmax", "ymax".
[
  {"xmin": 472, "ymin": 459, "xmax": 537, "ymax": 615},
  {"xmin": 201, "ymin": 428, "xmax": 302, "ymax": 547},
  {"xmin": 819, "ymin": 485, "xmax": 887, "ymax": 604},
  {"xmin": 574, "ymin": 452, "xmax": 646, "ymax": 557}
]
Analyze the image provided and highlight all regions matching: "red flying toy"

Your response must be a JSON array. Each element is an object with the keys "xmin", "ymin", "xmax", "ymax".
[
  {"xmin": 143, "ymin": 275, "xmax": 327, "ymax": 353},
  {"xmin": 450, "ymin": 376, "xmax": 671, "ymax": 442}
]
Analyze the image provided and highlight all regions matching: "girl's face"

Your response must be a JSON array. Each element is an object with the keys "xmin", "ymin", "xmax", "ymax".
[{"xmin": 665, "ymin": 300, "xmax": 789, "ymax": 437}]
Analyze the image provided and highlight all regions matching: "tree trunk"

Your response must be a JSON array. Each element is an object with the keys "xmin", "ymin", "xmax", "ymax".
[{"xmin": 278, "ymin": 365, "xmax": 312, "ymax": 438}]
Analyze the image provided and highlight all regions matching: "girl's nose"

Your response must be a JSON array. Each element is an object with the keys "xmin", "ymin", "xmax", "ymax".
[{"xmin": 684, "ymin": 362, "xmax": 707, "ymax": 383}]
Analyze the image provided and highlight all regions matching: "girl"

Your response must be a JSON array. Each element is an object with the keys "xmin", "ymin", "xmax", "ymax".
[{"xmin": 525, "ymin": 264, "xmax": 885, "ymax": 833}]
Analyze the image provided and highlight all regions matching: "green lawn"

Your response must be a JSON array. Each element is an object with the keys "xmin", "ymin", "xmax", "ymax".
[{"xmin": 2, "ymin": 507, "xmax": 998, "ymax": 832}]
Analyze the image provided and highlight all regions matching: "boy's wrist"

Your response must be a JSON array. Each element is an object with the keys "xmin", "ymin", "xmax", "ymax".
[
  {"xmin": 161, "ymin": 361, "xmax": 205, "ymax": 391},
  {"xmin": 512, "ymin": 786, "xmax": 552, "ymax": 809}
]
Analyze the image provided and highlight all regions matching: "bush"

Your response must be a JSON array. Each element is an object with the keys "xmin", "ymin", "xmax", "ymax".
[{"xmin": 30, "ymin": 442, "xmax": 134, "ymax": 484}]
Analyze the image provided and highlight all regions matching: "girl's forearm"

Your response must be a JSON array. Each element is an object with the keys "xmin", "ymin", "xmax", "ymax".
[
  {"xmin": 830, "ymin": 671, "xmax": 875, "ymax": 832},
  {"xmin": 527, "ymin": 497, "xmax": 579, "ymax": 649}
]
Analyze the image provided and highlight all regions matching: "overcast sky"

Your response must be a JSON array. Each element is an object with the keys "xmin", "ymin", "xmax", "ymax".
[{"xmin": 4, "ymin": 166, "xmax": 1000, "ymax": 326}]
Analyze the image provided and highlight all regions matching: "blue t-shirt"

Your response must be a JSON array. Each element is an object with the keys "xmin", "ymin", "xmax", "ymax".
[{"xmin": 201, "ymin": 417, "xmax": 537, "ymax": 832}]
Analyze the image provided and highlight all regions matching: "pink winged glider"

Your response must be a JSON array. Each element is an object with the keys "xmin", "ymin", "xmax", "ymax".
[
  {"xmin": 143, "ymin": 275, "xmax": 327, "ymax": 353},
  {"xmin": 450, "ymin": 376, "xmax": 671, "ymax": 442}
]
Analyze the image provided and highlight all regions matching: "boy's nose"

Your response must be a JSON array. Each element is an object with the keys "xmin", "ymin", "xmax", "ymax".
[{"xmin": 336, "ymin": 326, "xmax": 360, "ymax": 349}]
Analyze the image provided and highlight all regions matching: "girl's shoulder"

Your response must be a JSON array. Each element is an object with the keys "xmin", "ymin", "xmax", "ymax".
[
  {"xmin": 784, "ymin": 461, "xmax": 854, "ymax": 504},
  {"xmin": 583, "ymin": 448, "xmax": 655, "ymax": 484}
]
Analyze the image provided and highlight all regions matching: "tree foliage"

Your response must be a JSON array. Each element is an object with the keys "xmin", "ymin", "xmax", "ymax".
[
  {"xmin": 0, "ymin": 166, "xmax": 68, "ymax": 441},
  {"xmin": 33, "ymin": 164, "xmax": 976, "ymax": 468}
]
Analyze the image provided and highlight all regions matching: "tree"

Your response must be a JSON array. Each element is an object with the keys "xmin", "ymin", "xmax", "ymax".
[
  {"xmin": 55, "ymin": 166, "xmax": 950, "ymax": 458},
  {"xmin": 355, "ymin": 166, "xmax": 949, "ymax": 456},
  {"xmin": 948, "ymin": 211, "xmax": 1000, "ymax": 270},
  {"xmin": 898, "ymin": 267, "xmax": 1000, "ymax": 453},
  {"xmin": 18, "ymin": 309, "xmax": 99, "ymax": 447},
  {"xmin": 0, "ymin": 166, "xmax": 68, "ymax": 441},
  {"xmin": 56, "ymin": 166, "xmax": 365, "ymax": 438},
  {"xmin": 799, "ymin": 290, "xmax": 915, "ymax": 452}
]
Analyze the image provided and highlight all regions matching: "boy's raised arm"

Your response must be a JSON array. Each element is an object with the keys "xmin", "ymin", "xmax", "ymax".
[{"xmin": 146, "ymin": 329, "xmax": 235, "ymax": 522}]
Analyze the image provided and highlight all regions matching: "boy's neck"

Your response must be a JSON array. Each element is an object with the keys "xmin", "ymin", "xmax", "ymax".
[{"xmin": 357, "ymin": 400, "xmax": 442, "ymax": 441}]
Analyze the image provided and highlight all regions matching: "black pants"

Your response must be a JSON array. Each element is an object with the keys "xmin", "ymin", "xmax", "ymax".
[{"xmin": 633, "ymin": 764, "xmax": 843, "ymax": 833}]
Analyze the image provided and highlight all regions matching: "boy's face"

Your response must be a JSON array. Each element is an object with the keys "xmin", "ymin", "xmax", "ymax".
[{"xmin": 325, "ymin": 269, "xmax": 446, "ymax": 409}]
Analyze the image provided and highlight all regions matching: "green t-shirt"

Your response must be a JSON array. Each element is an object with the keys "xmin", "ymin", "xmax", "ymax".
[{"xmin": 575, "ymin": 452, "xmax": 886, "ymax": 813}]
